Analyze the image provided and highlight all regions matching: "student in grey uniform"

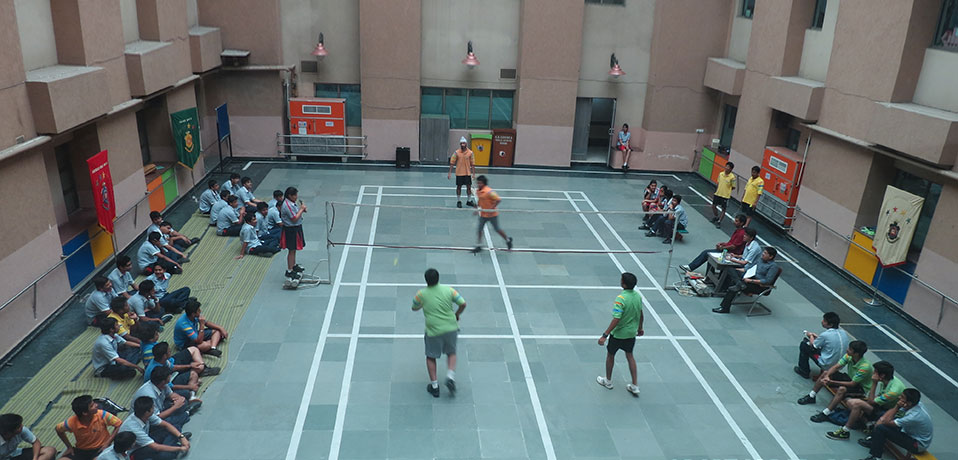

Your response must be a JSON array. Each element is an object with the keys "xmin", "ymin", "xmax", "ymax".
[
  {"xmin": 128, "ymin": 280, "xmax": 172, "ymax": 326},
  {"xmin": 796, "ymin": 311, "xmax": 850, "ymax": 379},
  {"xmin": 256, "ymin": 202, "xmax": 282, "ymax": 246},
  {"xmin": 136, "ymin": 232, "xmax": 182, "ymax": 275},
  {"xmin": 267, "ymin": 189, "xmax": 283, "ymax": 208},
  {"xmin": 216, "ymin": 195, "xmax": 245, "ymax": 236},
  {"xmin": 85, "ymin": 276, "xmax": 116, "ymax": 326},
  {"xmin": 93, "ymin": 431, "xmax": 136, "ymax": 460},
  {"xmin": 279, "ymin": 187, "xmax": 307, "ymax": 280},
  {"xmin": 859, "ymin": 388, "xmax": 933, "ymax": 460},
  {"xmin": 130, "ymin": 366, "xmax": 193, "ymax": 431},
  {"xmin": 92, "ymin": 317, "xmax": 142, "ymax": 380},
  {"xmin": 220, "ymin": 172, "xmax": 241, "ymax": 197},
  {"xmin": 236, "ymin": 176, "xmax": 263, "ymax": 214},
  {"xmin": 236, "ymin": 213, "xmax": 280, "ymax": 259},
  {"xmin": 145, "ymin": 264, "xmax": 191, "ymax": 314},
  {"xmin": 198, "ymin": 179, "xmax": 220, "ymax": 215},
  {"xmin": 0, "ymin": 414, "xmax": 56, "ymax": 460},
  {"xmin": 107, "ymin": 256, "xmax": 138, "ymax": 299},
  {"xmin": 119, "ymin": 397, "xmax": 189, "ymax": 460},
  {"xmin": 148, "ymin": 212, "xmax": 197, "ymax": 251},
  {"xmin": 208, "ymin": 189, "xmax": 231, "ymax": 227}
]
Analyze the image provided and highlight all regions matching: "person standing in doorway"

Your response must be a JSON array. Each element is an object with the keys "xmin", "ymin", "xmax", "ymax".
[
  {"xmin": 279, "ymin": 186, "xmax": 307, "ymax": 281},
  {"xmin": 472, "ymin": 175, "xmax": 513, "ymax": 253},
  {"xmin": 448, "ymin": 137, "xmax": 476, "ymax": 208},
  {"xmin": 412, "ymin": 268, "xmax": 467, "ymax": 398},
  {"xmin": 597, "ymin": 272, "xmax": 644, "ymax": 396},
  {"xmin": 740, "ymin": 166, "xmax": 764, "ymax": 227},
  {"xmin": 711, "ymin": 162, "xmax": 736, "ymax": 227},
  {"xmin": 617, "ymin": 123, "xmax": 633, "ymax": 171}
]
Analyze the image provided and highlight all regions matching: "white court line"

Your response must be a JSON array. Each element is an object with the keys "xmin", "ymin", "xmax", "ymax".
[
  {"xmin": 340, "ymin": 281, "xmax": 658, "ymax": 290},
  {"xmin": 328, "ymin": 186, "xmax": 383, "ymax": 460},
  {"xmin": 574, "ymin": 190, "xmax": 799, "ymax": 460},
  {"xmin": 285, "ymin": 186, "xmax": 367, "ymax": 460},
  {"xmin": 243, "ymin": 161, "xmax": 252, "ymax": 170},
  {"xmin": 362, "ymin": 192, "xmax": 587, "ymax": 201},
  {"xmin": 374, "ymin": 185, "xmax": 570, "ymax": 193},
  {"xmin": 562, "ymin": 192, "xmax": 766, "ymax": 460},
  {"xmin": 683, "ymin": 184, "xmax": 958, "ymax": 388},
  {"xmin": 355, "ymin": 244, "xmax": 668, "ymax": 255},
  {"xmin": 483, "ymin": 227, "xmax": 557, "ymax": 459},
  {"xmin": 324, "ymin": 333, "xmax": 697, "ymax": 340}
]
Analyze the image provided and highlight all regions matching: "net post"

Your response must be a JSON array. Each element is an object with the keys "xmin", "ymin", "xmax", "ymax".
[
  {"xmin": 325, "ymin": 200, "xmax": 332, "ymax": 280},
  {"xmin": 664, "ymin": 209, "xmax": 678, "ymax": 287}
]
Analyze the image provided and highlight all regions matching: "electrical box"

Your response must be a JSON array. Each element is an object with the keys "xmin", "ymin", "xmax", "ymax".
[
  {"xmin": 759, "ymin": 146, "xmax": 805, "ymax": 227},
  {"xmin": 288, "ymin": 98, "xmax": 346, "ymax": 136}
]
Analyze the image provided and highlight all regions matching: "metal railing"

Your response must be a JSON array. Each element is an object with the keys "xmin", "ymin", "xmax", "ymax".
[{"xmin": 276, "ymin": 133, "xmax": 367, "ymax": 158}]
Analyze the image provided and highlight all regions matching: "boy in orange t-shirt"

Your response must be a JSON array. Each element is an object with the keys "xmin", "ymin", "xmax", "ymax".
[
  {"xmin": 472, "ymin": 175, "xmax": 513, "ymax": 254},
  {"xmin": 55, "ymin": 395, "xmax": 123, "ymax": 460},
  {"xmin": 448, "ymin": 136, "xmax": 476, "ymax": 208}
]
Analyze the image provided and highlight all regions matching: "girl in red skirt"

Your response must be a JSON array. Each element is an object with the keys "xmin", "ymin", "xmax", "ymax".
[{"xmin": 279, "ymin": 186, "xmax": 307, "ymax": 280}]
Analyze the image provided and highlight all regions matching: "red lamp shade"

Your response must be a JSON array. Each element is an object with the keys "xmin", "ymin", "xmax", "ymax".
[
  {"xmin": 608, "ymin": 52, "xmax": 624, "ymax": 77},
  {"xmin": 312, "ymin": 33, "xmax": 328, "ymax": 58},
  {"xmin": 462, "ymin": 40, "xmax": 479, "ymax": 68}
]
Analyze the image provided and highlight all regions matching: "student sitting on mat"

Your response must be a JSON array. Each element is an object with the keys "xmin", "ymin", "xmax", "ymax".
[
  {"xmin": 118, "ymin": 397, "xmax": 190, "ymax": 460},
  {"xmin": 198, "ymin": 179, "xmax": 220, "ymax": 215},
  {"xmin": 54, "ymin": 395, "xmax": 123, "ymax": 460},
  {"xmin": 107, "ymin": 297, "xmax": 142, "ymax": 355},
  {"xmin": 236, "ymin": 213, "xmax": 280, "ymax": 259},
  {"xmin": 208, "ymin": 189, "xmax": 231, "ymax": 227},
  {"xmin": 130, "ymin": 366, "xmax": 196, "ymax": 435},
  {"xmin": 107, "ymin": 255, "xmax": 139, "ymax": 299},
  {"xmin": 145, "ymin": 264, "xmax": 191, "ymax": 314},
  {"xmin": 92, "ymin": 317, "xmax": 143, "ymax": 380},
  {"xmin": 145, "ymin": 342, "xmax": 219, "ymax": 401},
  {"xmin": 148, "ymin": 212, "xmax": 199, "ymax": 250},
  {"xmin": 216, "ymin": 195, "xmax": 245, "ymax": 237},
  {"xmin": 236, "ymin": 176, "xmax": 263, "ymax": 214},
  {"xmin": 84, "ymin": 276, "xmax": 116, "ymax": 326},
  {"xmin": 174, "ymin": 299, "xmax": 227, "ymax": 357},
  {"xmin": 0, "ymin": 413, "xmax": 57, "ymax": 460},
  {"xmin": 90, "ymin": 430, "xmax": 136, "ymax": 460},
  {"xmin": 128, "ymin": 280, "xmax": 173, "ymax": 327},
  {"xmin": 256, "ymin": 202, "xmax": 282, "ymax": 246},
  {"xmin": 267, "ymin": 189, "xmax": 284, "ymax": 208},
  {"xmin": 221, "ymin": 172, "xmax": 241, "ymax": 197},
  {"xmin": 137, "ymin": 232, "xmax": 182, "ymax": 275},
  {"xmin": 155, "ymin": 222, "xmax": 190, "ymax": 264}
]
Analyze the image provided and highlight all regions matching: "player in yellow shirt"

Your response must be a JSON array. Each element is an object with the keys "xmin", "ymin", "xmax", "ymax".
[
  {"xmin": 711, "ymin": 162, "xmax": 737, "ymax": 227},
  {"xmin": 740, "ymin": 166, "xmax": 764, "ymax": 227},
  {"xmin": 448, "ymin": 136, "xmax": 476, "ymax": 208}
]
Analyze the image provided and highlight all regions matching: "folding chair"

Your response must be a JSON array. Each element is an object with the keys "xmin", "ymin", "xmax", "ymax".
[{"xmin": 731, "ymin": 267, "xmax": 782, "ymax": 316}]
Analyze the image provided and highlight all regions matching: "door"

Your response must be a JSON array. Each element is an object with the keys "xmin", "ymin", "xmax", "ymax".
[
  {"xmin": 571, "ymin": 98, "xmax": 592, "ymax": 161},
  {"xmin": 571, "ymin": 98, "xmax": 616, "ymax": 164}
]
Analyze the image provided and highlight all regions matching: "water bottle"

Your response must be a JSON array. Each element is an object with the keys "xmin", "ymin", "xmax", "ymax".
[{"xmin": 721, "ymin": 249, "xmax": 728, "ymax": 262}]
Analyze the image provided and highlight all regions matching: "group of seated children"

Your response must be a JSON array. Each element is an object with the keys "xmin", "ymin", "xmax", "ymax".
[
  {"xmin": 638, "ymin": 181, "xmax": 687, "ymax": 244},
  {"xmin": 794, "ymin": 312, "xmax": 933, "ymax": 460},
  {"xmin": 85, "ymin": 256, "xmax": 191, "ymax": 328},
  {"xmin": 202, "ymin": 177, "xmax": 283, "ymax": 259}
]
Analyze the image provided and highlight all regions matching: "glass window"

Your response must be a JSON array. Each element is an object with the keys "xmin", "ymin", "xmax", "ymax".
[
  {"xmin": 742, "ymin": 0, "xmax": 755, "ymax": 18},
  {"xmin": 719, "ymin": 104, "xmax": 737, "ymax": 151},
  {"xmin": 314, "ymin": 83, "xmax": 362, "ymax": 127},
  {"xmin": 491, "ymin": 90, "xmax": 514, "ymax": 129},
  {"xmin": 444, "ymin": 89, "xmax": 468, "ymax": 129},
  {"xmin": 467, "ymin": 89, "xmax": 491, "ymax": 129},
  {"xmin": 786, "ymin": 128, "xmax": 801, "ymax": 151},
  {"xmin": 811, "ymin": 0, "xmax": 827, "ymax": 29},
  {"xmin": 934, "ymin": 0, "xmax": 958, "ymax": 51},
  {"xmin": 421, "ymin": 87, "xmax": 443, "ymax": 115},
  {"xmin": 315, "ymin": 84, "xmax": 338, "ymax": 99}
]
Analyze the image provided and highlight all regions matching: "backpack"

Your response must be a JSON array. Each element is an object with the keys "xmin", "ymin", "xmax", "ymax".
[
  {"xmin": 95, "ymin": 397, "xmax": 127, "ymax": 415},
  {"xmin": 828, "ymin": 408, "xmax": 850, "ymax": 426}
]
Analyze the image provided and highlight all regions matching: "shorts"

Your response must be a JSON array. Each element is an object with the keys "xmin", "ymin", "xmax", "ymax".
[
  {"xmin": 172, "ymin": 348, "xmax": 193, "ymax": 365},
  {"xmin": 60, "ymin": 447, "xmax": 99, "ymax": 460},
  {"xmin": 618, "ymin": 144, "xmax": 628, "ymax": 151},
  {"xmin": 424, "ymin": 330, "xmax": 458, "ymax": 359},
  {"xmin": 8, "ymin": 448, "xmax": 37, "ymax": 460},
  {"xmin": 712, "ymin": 195, "xmax": 729, "ymax": 208},
  {"xmin": 455, "ymin": 175, "xmax": 472, "ymax": 187},
  {"xmin": 280, "ymin": 225, "xmax": 305, "ymax": 250},
  {"xmin": 826, "ymin": 372, "xmax": 866, "ymax": 397},
  {"xmin": 606, "ymin": 336, "xmax": 636, "ymax": 355},
  {"xmin": 478, "ymin": 215, "xmax": 501, "ymax": 233},
  {"xmin": 740, "ymin": 202, "xmax": 755, "ymax": 216}
]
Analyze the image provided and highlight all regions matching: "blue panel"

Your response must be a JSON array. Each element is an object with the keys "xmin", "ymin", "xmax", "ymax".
[
  {"xmin": 62, "ymin": 232, "xmax": 95, "ymax": 288},
  {"xmin": 873, "ymin": 262, "xmax": 915, "ymax": 305},
  {"xmin": 216, "ymin": 103, "xmax": 230, "ymax": 141}
]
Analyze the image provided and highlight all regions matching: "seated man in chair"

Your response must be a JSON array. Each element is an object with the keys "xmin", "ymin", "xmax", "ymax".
[
  {"xmin": 713, "ymin": 247, "xmax": 779, "ymax": 314},
  {"xmin": 679, "ymin": 214, "xmax": 748, "ymax": 273}
]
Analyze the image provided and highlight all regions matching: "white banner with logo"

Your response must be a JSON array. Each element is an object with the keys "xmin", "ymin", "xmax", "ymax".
[{"xmin": 872, "ymin": 185, "xmax": 924, "ymax": 267}]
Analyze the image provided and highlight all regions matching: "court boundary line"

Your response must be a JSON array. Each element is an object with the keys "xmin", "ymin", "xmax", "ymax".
[
  {"xmin": 284, "ymin": 185, "xmax": 367, "ymax": 460},
  {"xmin": 324, "ymin": 333, "xmax": 697, "ymax": 340},
  {"xmin": 340, "ymin": 282, "xmax": 659, "ymax": 290},
  {"xmin": 562, "ymin": 191, "xmax": 765, "ymax": 460},
  {"xmin": 363, "ymin": 192, "xmax": 587, "ymax": 202},
  {"xmin": 483, "ymin": 226, "xmax": 558, "ymax": 459},
  {"xmin": 574, "ymin": 190, "xmax": 799, "ymax": 460},
  {"xmin": 683, "ymin": 185, "xmax": 958, "ymax": 388}
]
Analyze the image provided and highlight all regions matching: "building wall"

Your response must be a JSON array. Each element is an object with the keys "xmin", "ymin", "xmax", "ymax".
[
  {"xmin": 728, "ymin": 17, "xmax": 752, "ymax": 63},
  {"xmin": 913, "ymin": 48, "xmax": 958, "ymax": 113},
  {"xmin": 282, "ymin": 0, "xmax": 361, "ymax": 96},
  {"xmin": 797, "ymin": 0, "xmax": 839, "ymax": 82},
  {"xmin": 15, "ymin": 0, "xmax": 59, "ymax": 72},
  {"xmin": 121, "ymin": 0, "xmax": 140, "ymax": 43}
]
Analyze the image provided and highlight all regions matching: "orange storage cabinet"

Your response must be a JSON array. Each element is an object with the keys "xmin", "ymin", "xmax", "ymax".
[
  {"xmin": 710, "ymin": 153, "xmax": 728, "ymax": 183},
  {"xmin": 289, "ymin": 98, "xmax": 346, "ymax": 136},
  {"xmin": 760, "ymin": 146, "xmax": 805, "ymax": 227}
]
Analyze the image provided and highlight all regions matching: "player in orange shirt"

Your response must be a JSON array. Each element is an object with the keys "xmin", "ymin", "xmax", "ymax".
[
  {"xmin": 448, "ymin": 137, "xmax": 476, "ymax": 208},
  {"xmin": 472, "ymin": 175, "xmax": 513, "ymax": 254}
]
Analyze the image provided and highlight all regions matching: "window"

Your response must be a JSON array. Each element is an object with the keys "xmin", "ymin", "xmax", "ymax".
[
  {"xmin": 136, "ymin": 110, "xmax": 151, "ymax": 165},
  {"xmin": 742, "ymin": 0, "xmax": 755, "ymax": 18},
  {"xmin": 586, "ymin": 0, "xmax": 624, "ymax": 4},
  {"xmin": 893, "ymin": 170, "xmax": 941, "ymax": 256},
  {"xmin": 811, "ymin": 0, "xmax": 827, "ymax": 29},
  {"xmin": 420, "ymin": 87, "xmax": 515, "ymax": 129},
  {"xmin": 314, "ymin": 83, "xmax": 362, "ymax": 127},
  {"xmin": 719, "ymin": 104, "xmax": 737, "ymax": 151},
  {"xmin": 55, "ymin": 145, "xmax": 80, "ymax": 215},
  {"xmin": 785, "ymin": 128, "xmax": 801, "ymax": 151},
  {"xmin": 934, "ymin": 0, "xmax": 958, "ymax": 51}
]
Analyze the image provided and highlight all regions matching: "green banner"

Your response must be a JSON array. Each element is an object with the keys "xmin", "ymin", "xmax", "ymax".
[{"xmin": 171, "ymin": 107, "xmax": 201, "ymax": 169}]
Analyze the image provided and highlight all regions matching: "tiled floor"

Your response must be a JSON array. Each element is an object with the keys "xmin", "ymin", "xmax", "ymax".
[{"xmin": 171, "ymin": 166, "xmax": 957, "ymax": 460}]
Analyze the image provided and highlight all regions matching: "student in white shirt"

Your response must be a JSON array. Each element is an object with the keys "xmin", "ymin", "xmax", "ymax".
[
  {"xmin": 208, "ymin": 189, "xmax": 231, "ymax": 227},
  {"xmin": 255, "ymin": 202, "xmax": 282, "ymax": 246},
  {"xmin": 220, "ymin": 172, "xmax": 241, "ymax": 197},
  {"xmin": 198, "ymin": 179, "xmax": 220, "ymax": 215},
  {"xmin": 236, "ymin": 176, "xmax": 263, "ymax": 214},
  {"xmin": 107, "ymin": 256, "xmax": 139, "ymax": 299},
  {"xmin": 236, "ymin": 213, "xmax": 280, "ymax": 259},
  {"xmin": 216, "ymin": 196, "xmax": 245, "ymax": 237}
]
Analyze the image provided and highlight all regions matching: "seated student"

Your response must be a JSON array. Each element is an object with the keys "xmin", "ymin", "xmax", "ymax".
[
  {"xmin": 198, "ymin": 179, "xmax": 221, "ymax": 215},
  {"xmin": 137, "ymin": 232, "xmax": 182, "ymax": 275},
  {"xmin": 266, "ymin": 189, "xmax": 284, "ymax": 209},
  {"xmin": 106, "ymin": 256, "xmax": 138, "ymax": 299},
  {"xmin": 147, "ymin": 212, "xmax": 198, "ymax": 251},
  {"xmin": 84, "ymin": 277, "xmax": 116, "ymax": 326},
  {"xmin": 127, "ymin": 280, "xmax": 172, "ymax": 326},
  {"xmin": 713, "ymin": 247, "xmax": 779, "ymax": 314},
  {"xmin": 236, "ymin": 213, "xmax": 280, "ymax": 259},
  {"xmin": 54, "ymin": 395, "xmax": 123, "ymax": 460},
  {"xmin": 106, "ymin": 298, "xmax": 142, "ymax": 363},
  {"xmin": 0, "ymin": 413, "xmax": 56, "ymax": 460},
  {"xmin": 802, "ymin": 340, "xmax": 872, "ymax": 422},
  {"xmin": 131, "ymin": 366, "xmax": 198, "ymax": 433},
  {"xmin": 135, "ymin": 322, "xmax": 162, "ymax": 366},
  {"xmin": 92, "ymin": 318, "xmax": 142, "ymax": 380},
  {"xmin": 118, "ymin": 397, "xmax": 190, "ymax": 460},
  {"xmin": 236, "ymin": 176, "xmax": 263, "ymax": 214},
  {"xmin": 646, "ymin": 195, "xmax": 687, "ymax": 244},
  {"xmin": 640, "ymin": 187, "xmax": 670, "ymax": 228},
  {"xmin": 826, "ymin": 360, "xmax": 905, "ymax": 440},
  {"xmin": 858, "ymin": 388, "xmax": 933, "ymax": 460},
  {"xmin": 145, "ymin": 264, "xmax": 191, "ymax": 314},
  {"xmin": 174, "ymin": 299, "xmax": 227, "ymax": 357},
  {"xmin": 208, "ymin": 189, "xmax": 231, "ymax": 227},
  {"xmin": 641, "ymin": 180, "xmax": 658, "ymax": 212},
  {"xmin": 155, "ymin": 222, "xmax": 190, "ymax": 264},
  {"xmin": 220, "ymin": 172, "xmax": 241, "ymax": 197},
  {"xmin": 679, "ymin": 214, "xmax": 748, "ymax": 273},
  {"xmin": 256, "ymin": 202, "xmax": 282, "ymax": 246},
  {"xmin": 795, "ymin": 311, "xmax": 851, "ymax": 379},
  {"xmin": 145, "ymin": 342, "xmax": 217, "ymax": 400},
  {"xmin": 87, "ymin": 431, "xmax": 135, "ymax": 460},
  {"xmin": 216, "ymin": 195, "xmax": 245, "ymax": 236}
]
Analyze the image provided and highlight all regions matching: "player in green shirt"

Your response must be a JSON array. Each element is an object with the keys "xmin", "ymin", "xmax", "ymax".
[
  {"xmin": 412, "ymin": 268, "xmax": 466, "ymax": 398},
  {"xmin": 803, "ymin": 340, "xmax": 873, "ymax": 423},
  {"xmin": 827, "ymin": 360, "xmax": 905, "ymax": 440},
  {"xmin": 596, "ymin": 273, "xmax": 644, "ymax": 396}
]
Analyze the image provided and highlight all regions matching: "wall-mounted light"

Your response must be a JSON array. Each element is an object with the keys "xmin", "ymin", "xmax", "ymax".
[
  {"xmin": 608, "ymin": 53, "xmax": 625, "ymax": 77},
  {"xmin": 462, "ymin": 41, "xmax": 479, "ymax": 68},
  {"xmin": 311, "ymin": 33, "xmax": 328, "ymax": 60}
]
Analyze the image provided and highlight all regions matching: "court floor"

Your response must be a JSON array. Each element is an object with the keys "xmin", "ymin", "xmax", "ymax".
[{"xmin": 184, "ymin": 166, "xmax": 958, "ymax": 460}]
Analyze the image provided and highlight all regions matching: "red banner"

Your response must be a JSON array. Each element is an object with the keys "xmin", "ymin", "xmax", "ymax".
[{"xmin": 86, "ymin": 150, "xmax": 116, "ymax": 234}]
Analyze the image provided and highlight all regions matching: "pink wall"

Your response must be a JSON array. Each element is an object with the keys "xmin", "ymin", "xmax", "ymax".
[{"xmin": 514, "ymin": 124, "xmax": 574, "ymax": 167}]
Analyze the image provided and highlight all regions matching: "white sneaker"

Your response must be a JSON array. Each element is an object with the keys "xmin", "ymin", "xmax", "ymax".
[
  {"xmin": 596, "ymin": 376, "xmax": 613, "ymax": 389},
  {"xmin": 627, "ymin": 384, "xmax": 640, "ymax": 396}
]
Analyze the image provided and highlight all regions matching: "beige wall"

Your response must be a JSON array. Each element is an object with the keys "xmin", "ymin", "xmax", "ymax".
[
  {"xmin": 121, "ymin": 0, "xmax": 140, "ymax": 43},
  {"xmin": 798, "ymin": 0, "xmax": 839, "ymax": 82},
  {"xmin": 282, "ymin": 0, "xmax": 361, "ymax": 97},
  {"xmin": 420, "ymin": 0, "xmax": 519, "ymax": 90},
  {"xmin": 197, "ymin": 0, "xmax": 283, "ymax": 65},
  {"xmin": 728, "ymin": 16, "xmax": 752, "ymax": 63},
  {"xmin": 187, "ymin": 0, "xmax": 198, "ymax": 27},
  {"xmin": 202, "ymin": 71, "xmax": 285, "ymax": 156},
  {"xmin": 913, "ymin": 48, "xmax": 958, "ymax": 114},
  {"xmin": 15, "ymin": 0, "xmax": 58, "ymax": 71}
]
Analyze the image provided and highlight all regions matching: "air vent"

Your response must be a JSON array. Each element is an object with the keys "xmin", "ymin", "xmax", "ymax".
[
  {"xmin": 301, "ymin": 60, "xmax": 318, "ymax": 73},
  {"xmin": 499, "ymin": 68, "xmax": 517, "ymax": 80}
]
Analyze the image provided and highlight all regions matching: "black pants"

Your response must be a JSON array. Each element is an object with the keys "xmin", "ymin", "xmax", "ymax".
[
  {"xmin": 98, "ymin": 363, "xmax": 136, "ymax": 380},
  {"xmin": 219, "ymin": 223, "xmax": 242, "ymax": 236},
  {"xmin": 720, "ymin": 279, "xmax": 767, "ymax": 309},
  {"xmin": 61, "ymin": 447, "xmax": 100, "ymax": 460},
  {"xmin": 687, "ymin": 249, "xmax": 712, "ymax": 271},
  {"xmin": 159, "ymin": 287, "xmax": 191, "ymax": 314},
  {"xmin": 797, "ymin": 338, "xmax": 822, "ymax": 375},
  {"xmin": 131, "ymin": 443, "xmax": 180, "ymax": 460},
  {"xmin": 869, "ymin": 424, "xmax": 922, "ymax": 457},
  {"xmin": 656, "ymin": 218, "xmax": 685, "ymax": 237}
]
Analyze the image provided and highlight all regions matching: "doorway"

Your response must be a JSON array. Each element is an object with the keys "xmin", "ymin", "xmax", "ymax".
[{"xmin": 571, "ymin": 97, "xmax": 616, "ymax": 165}]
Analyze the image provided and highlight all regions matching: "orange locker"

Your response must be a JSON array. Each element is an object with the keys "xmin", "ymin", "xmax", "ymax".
[
  {"xmin": 761, "ymin": 146, "xmax": 805, "ymax": 227},
  {"xmin": 710, "ymin": 153, "xmax": 728, "ymax": 183},
  {"xmin": 289, "ymin": 98, "xmax": 346, "ymax": 136}
]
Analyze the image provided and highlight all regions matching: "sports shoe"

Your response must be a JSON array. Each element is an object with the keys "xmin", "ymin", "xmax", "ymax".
[
  {"xmin": 662, "ymin": 238, "xmax": 672, "ymax": 244},
  {"xmin": 626, "ymin": 384, "xmax": 640, "ymax": 396},
  {"xmin": 286, "ymin": 270, "xmax": 302, "ymax": 280},
  {"xmin": 181, "ymin": 432, "xmax": 193, "ymax": 441},
  {"xmin": 679, "ymin": 264, "xmax": 691, "ymax": 272},
  {"xmin": 825, "ymin": 428, "xmax": 849, "ymax": 440},
  {"xmin": 638, "ymin": 224, "xmax": 650, "ymax": 230},
  {"xmin": 457, "ymin": 201, "xmax": 462, "ymax": 208},
  {"xmin": 190, "ymin": 237, "xmax": 201, "ymax": 245},
  {"xmin": 810, "ymin": 412, "xmax": 830, "ymax": 423},
  {"xmin": 426, "ymin": 384, "xmax": 440, "ymax": 398},
  {"xmin": 292, "ymin": 264, "xmax": 305, "ymax": 273},
  {"xmin": 645, "ymin": 231, "xmax": 657, "ymax": 237},
  {"xmin": 710, "ymin": 217, "xmax": 718, "ymax": 223},
  {"xmin": 184, "ymin": 400, "xmax": 202, "ymax": 415},
  {"xmin": 471, "ymin": 246, "xmax": 481, "ymax": 254},
  {"xmin": 200, "ymin": 366, "xmax": 221, "ymax": 377},
  {"xmin": 857, "ymin": 436, "xmax": 873, "ymax": 448},
  {"xmin": 797, "ymin": 394, "xmax": 816, "ymax": 405},
  {"xmin": 445, "ymin": 378, "xmax": 456, "ymax": 396},
  {"xmin": 793, "ymin": 366, "xmax": 810, "ymax": 379},
  {"xmin": 466, "ymin": 200, "xmax": 476, "ymax": 208},
  {"xmin": 161, "ymin": 314, "xmax": 174, "ymax": 324},
  {"xmin": 507, "ymin": 237, "xmax": 513, "ymax": 250},
  {"xmin": 596, "ymin": 376, "xmax": 613, "ymax": 389},
  {"xmin": 206, "ymin": 348, "xmax": 223, "ymax": 358}
]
